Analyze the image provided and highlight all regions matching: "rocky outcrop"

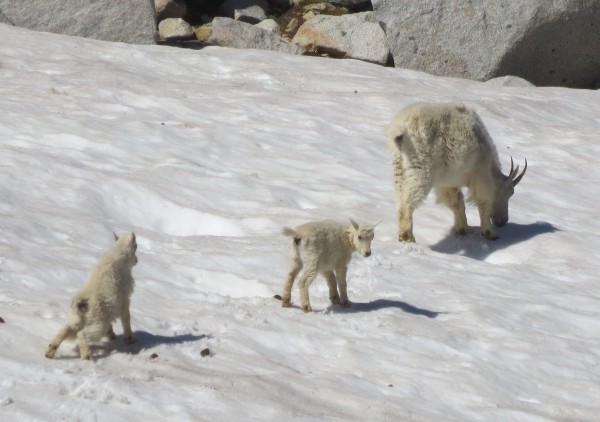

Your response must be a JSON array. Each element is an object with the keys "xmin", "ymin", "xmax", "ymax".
[
  {"xmin": 208, "ymin": 17, "xmax": 303, "ymax": 55},
  {"xmin": 373, "ymin": 0, "xmax": 600, "ymax": 88},
  {"xmin": 293, "ymin": 12, "xmax": 389, "ymax": 65},
  {"xmin": 0, "ymin": 0, "xmax": 156, "ymax": 44}
]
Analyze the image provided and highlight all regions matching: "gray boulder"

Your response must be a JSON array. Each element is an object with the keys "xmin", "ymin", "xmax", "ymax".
[
  {"xmin": 221, "ymin": 0, "xmax": 270, "ymax": 17},
  {"xmin": 234, "ymin": 5, "xmax": 268, "ymax": 24},
  {"xmin": 209, "ymin": 17, "xmax": 303, "ymax": 55},
  {"xmin": 293, "ymin": 12, "xmax": 389, "ymax": 65},
  {"xmin": 0, "ymin": 0, "xmax": 156, "ymax": 44},
  {"xmin": 158, "ymin": 18, "xmax": 194, "ymax": 41},
  {"xmin": 255, "ymin": 19, "xmax": 281, "ymax": 36},
  {"xmin": 155, "ymin": 0, "xmax": 187, "ymax": 23},
  {"xmin": 374, "ymin": 0, "xmax": 600, "ymax": 88},
  {"xmin": 485, "ymin": 76, "xmax": 535, "ymax": 88}
]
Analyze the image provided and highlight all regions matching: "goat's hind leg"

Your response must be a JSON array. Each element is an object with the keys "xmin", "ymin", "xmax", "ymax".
[
  {"xmin": 298, "ymin": 269, "xmax": 318, "ymax": 313},
  {"xmin": 396, "ymin": 170, "xmax": 430, "ymax": 242},
  {"xmin": 106, "ymin": 325, "xmax": 116, "ymax": 340},
  {"xmin": 324, "ymin": 271, "xmax": 340, "ymax": 305},
  {"xmin": 77, "ymin": 331, "xmax": 92, "ymax": 360},
  {"xmin": 282, "ymin": 254, "xmax": 302, "ymax": 308},
  {"xmin": 436, "ymin": 187, "xmax": 470, "ymax": 235},
  {"xmin": 45, "ymin": 325, "xmax": 76, "ymax": 358}
]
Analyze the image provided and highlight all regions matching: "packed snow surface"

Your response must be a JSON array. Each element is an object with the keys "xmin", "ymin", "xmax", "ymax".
[{"xmin": 0, "ymin": 24, "xmax": 599, "ymax": 421}]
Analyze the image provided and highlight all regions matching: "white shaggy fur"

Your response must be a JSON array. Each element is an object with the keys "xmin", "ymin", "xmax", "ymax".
[
  {"xmin": 281, "ymin": 219, "xmax": 376, "ymax": 313},
  {"xmin": 45, "ymin": 232, "xmax": 138, "ymax": 360},
  {"xmin": 386, "ymin": 102, "xmax": 527, "ymax": 242}
]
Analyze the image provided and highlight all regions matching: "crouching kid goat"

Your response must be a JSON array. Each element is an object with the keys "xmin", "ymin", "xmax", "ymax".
[
  {"xmin": 281, "ymin": 219, "xmax": 377, "ymax": 313},
  {"xmin": 45, "ymin": 232, "xmax": 138, "ymax": 360}
]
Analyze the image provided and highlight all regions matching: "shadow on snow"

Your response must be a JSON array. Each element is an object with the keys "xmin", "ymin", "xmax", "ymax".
[
  {"xmin": 51, "ymin": 331, "xmax": 209, "ymax": 360},
  {"xmin": 429, "ymin": 220, "xmax": 558, "ymax": 261},
  {"xmin": 333, "ymin": 299, "xmax": 442, "ymax": 318}
]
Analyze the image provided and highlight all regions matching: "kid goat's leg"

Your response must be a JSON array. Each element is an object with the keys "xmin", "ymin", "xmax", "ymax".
[
  {"xmin": 121, "ymin": 305, "xmax": 135, "ymax": 344},
  {"xmin": 45, "ymin": 325, "xmax": 75, "ymax": 358},
  {"xmin": 77, "ymin": 331, "xmax": 92, "ymax": 360},
  {"xmin": 323, "ymin": 270, "xmax": 340, "ymax": 305},
  {"xmin": 282, "ymin": 255, "xmax": 302, "ymax": 307},
  {"xmin": 298, "ymin": 269, "xmax": 318, "ymax": 313},
  {"xmin": 335, "ymin": 265, "xmax": 350, "ymax": 307}
]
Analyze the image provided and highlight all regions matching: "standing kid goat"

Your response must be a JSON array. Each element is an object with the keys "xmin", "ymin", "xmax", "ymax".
[
  {"xmin": 45, "ymin": 232, "xmax": 138, "ymax": 360},
  {"xmin": 281, "ymin": 219, "xmax": 377, "ymax": 313},
  {"xmin": 386, "ymin": 102, "xmax": 527, "ymax": 242}
]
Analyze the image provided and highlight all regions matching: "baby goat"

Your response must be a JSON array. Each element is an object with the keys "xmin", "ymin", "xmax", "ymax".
[
  {"xmin": 45, "ymin": 232, "xmax": 138, "ymax": 360},
  {"xmin": 281, "ymin": 219, "xmax": 376, "ymax": 312}
]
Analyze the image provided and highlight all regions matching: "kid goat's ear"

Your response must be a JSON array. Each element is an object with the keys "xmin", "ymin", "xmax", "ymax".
[
  {"xmin": 113, "ymin": 231, "xmax": 119, "ymax": 242},
  {"xmin": 349, "ymin": 218, "xmax": 359, "ymax": 230}
]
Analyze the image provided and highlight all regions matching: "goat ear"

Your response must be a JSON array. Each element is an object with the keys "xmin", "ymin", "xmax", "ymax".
[
  {"xmin": 349, "ymin": 218, "xmax": 359, "ymax": 230},
  {"xmin": 113, "ymin": 231, "xmax": 119, "ymax": 242},
  {"xmin": 130, "ymin": 232, "xmax": 136, "ymax": 244},
  {"xmin": 393, "ymin": 128, "xmax": 405, "ymax": 147}
]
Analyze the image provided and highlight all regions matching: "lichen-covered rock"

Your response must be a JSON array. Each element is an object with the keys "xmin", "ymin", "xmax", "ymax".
[
  {"xmin": 255, "ymin": 19, "xmax": 281, "ymax": 36},
  {"xmin": 158, "ymin": 18, "xmax": 194, "ymax": 41},
  {"xmin": 293, "ymin": 12, "xmax": 389, "ymax": 65},
  {"xmin": 193, "ymin": 24, "xmax": 213, "ymax": 42}
]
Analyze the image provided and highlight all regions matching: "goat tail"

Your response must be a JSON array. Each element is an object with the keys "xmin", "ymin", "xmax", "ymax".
[
  {"xmin": 282, "ymin": 227, "xmax": 301, "ymax": 245},
  {"xmin": 71, "ymin": 298, "xmax": 89, "ymax": 316}
]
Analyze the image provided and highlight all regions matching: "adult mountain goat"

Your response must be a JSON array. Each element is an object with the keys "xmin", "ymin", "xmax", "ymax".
[
  {"xmin": 386, "ymin": 102, "xmax": 527, "ymax": 242},
  {"xmin": 45, "ymin": 232, "xmax": 138, "ymax": 360}
]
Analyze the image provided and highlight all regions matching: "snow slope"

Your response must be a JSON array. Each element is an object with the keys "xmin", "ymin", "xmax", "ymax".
[{"xmin": 0, "ymin": 23, "xmax": 599, "ymax": 421}]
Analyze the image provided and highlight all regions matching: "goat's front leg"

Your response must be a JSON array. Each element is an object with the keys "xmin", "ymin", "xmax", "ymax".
[
  {"xmin": 476, "ymin": 202, "xmax": 498, "ymax": 240},
  {"xmin": 335, "ymin": 265, "xmax": 350, "ymax": 308},
  {"xmin": 121, "ymin": 306, "xmax": 135, "ymax": 344},
  {"xmin": 323, "ymin": 271, "xmax": 340, "ymax": 305},
  {"xmin": 436, "ymin": 187, "xmax": 470, "ymax": 235}
]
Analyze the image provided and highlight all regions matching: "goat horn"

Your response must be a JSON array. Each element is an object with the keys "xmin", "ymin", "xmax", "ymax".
[
  {"xmin": 508, "ymin": 156, "xmax": 522, "ymax": 179},
  {"xmin": 512, "ymin": 159, "xmax": 527, "ymax": 186}
]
